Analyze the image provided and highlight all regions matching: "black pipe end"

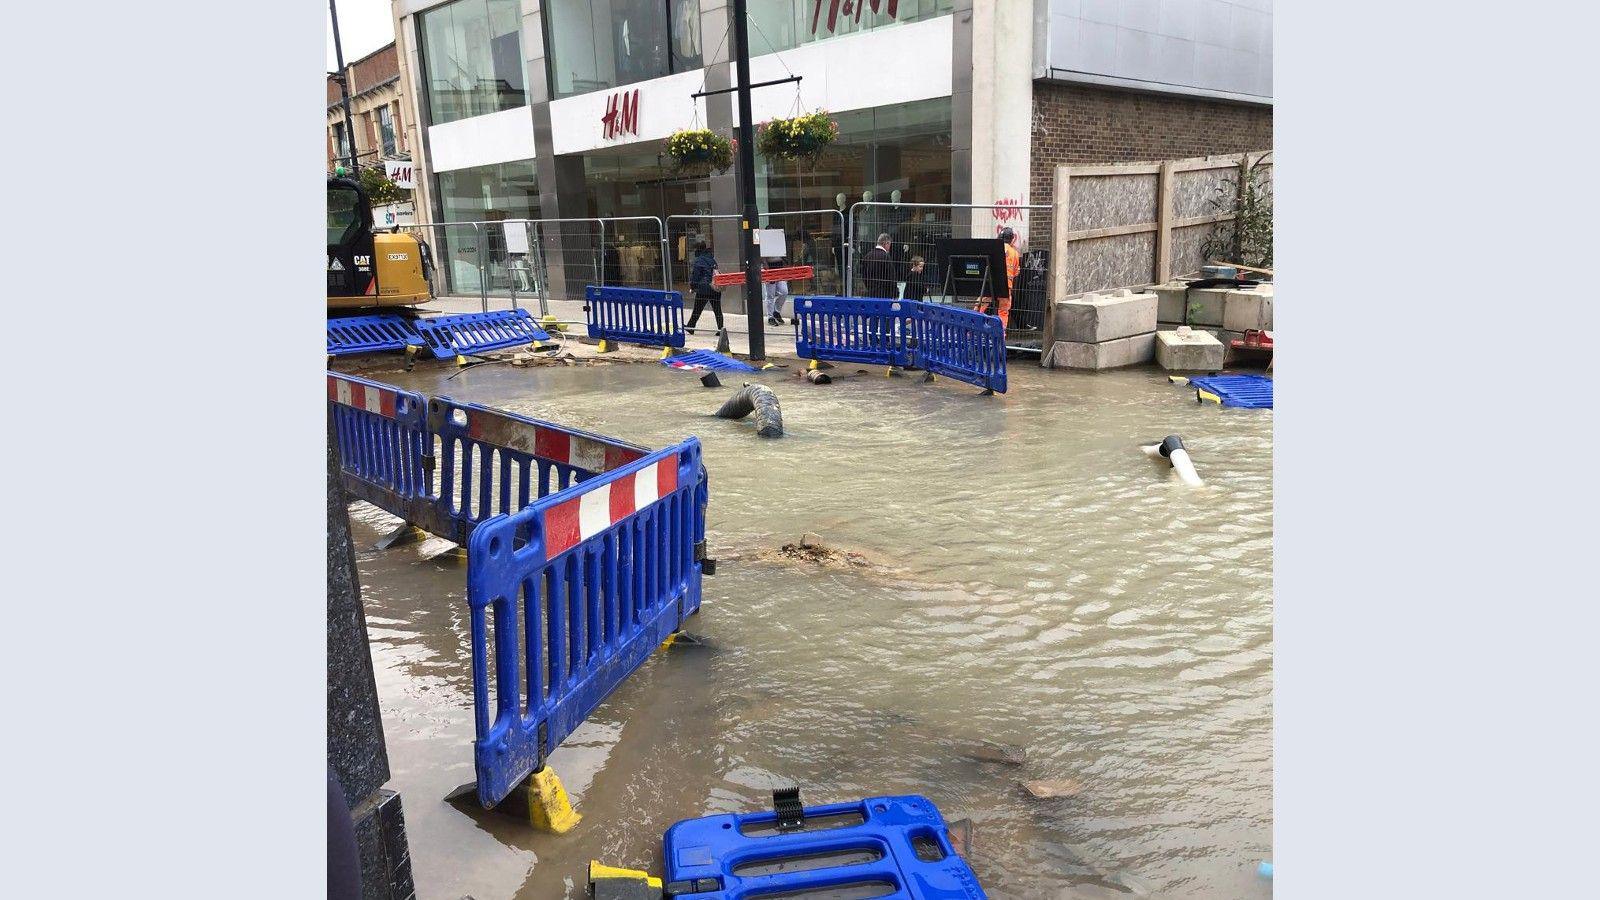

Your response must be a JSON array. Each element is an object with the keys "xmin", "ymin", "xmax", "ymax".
[{"xmin": 1158, "ymin": 434, "xmax": 1185, "ymax": 458}]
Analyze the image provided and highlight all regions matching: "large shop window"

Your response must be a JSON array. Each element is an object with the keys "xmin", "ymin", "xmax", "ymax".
[
  {"xmin": 435, "ymin": 160, "xmax": 541, "ymax": 295},
  {"xmin": 419, "ymin": 0, "xmax": 527, "ymax": 126},
  {"xmin": 747, "ymin": 0, "xmax": 951, "ymax": 54},
  {"xmin": 545, "ymin": 0, "xmax": 702, "ymax": 100}
]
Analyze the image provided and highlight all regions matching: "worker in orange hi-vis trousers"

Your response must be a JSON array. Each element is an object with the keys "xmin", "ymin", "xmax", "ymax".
[{"xmin": 976, "ymin": 226, "xmax": 1021, "ymax": 329}]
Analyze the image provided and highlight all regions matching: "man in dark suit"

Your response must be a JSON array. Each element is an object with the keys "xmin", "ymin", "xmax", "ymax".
[{"xmin": 860, "ymin": 233, "xmax": 897, "ymax": 298}]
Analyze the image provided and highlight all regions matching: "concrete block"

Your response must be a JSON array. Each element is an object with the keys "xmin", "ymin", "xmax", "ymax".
[
  {"xmin": 1153, "ymin": 281, "xmax": 1228, "ymax": 325},
  {"xmin": 1049, "ymin": 332, "xmax": 1157, "ymax": 370},
  {"xmin": 1223, "ymin": 288, "xmax": 1274, "ymax": 331},
  {"xmin": 1056, "ymin": 290, "xmax": 1158, "ymax": 343},
  {"xmin": 1156, "ymin": 328, "xmax": 1225, "ymax": 372}
]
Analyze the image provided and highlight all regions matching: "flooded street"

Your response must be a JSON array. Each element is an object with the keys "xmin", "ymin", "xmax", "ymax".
[{"xmin": 342, "ymin": 357, "xmax": 1272, "ymax": 899}]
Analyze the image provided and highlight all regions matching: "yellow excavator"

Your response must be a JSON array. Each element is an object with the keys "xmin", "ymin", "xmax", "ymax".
[{"xmin": 327, "ymin": 173, "xmax": 433, "ymax": 310}]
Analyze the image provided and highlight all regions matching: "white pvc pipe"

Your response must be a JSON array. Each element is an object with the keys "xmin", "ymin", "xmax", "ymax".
[
  {"xmin": 1169, "ymin": 448, "xmax": 1203, "ymax": 487},
  {"xmin": 1142, "ymin": 436, "xmax": 1204, "ymax": 487}
]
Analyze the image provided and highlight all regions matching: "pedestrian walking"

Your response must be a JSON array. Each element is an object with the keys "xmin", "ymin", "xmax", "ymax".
[
  {"xmin": 685, "ymin": 241, "xmax": 725, "ymax": 335},
  {"xmin": 761, "ymin": 259, "xmax": 790, "ymax": 326},
  {"xmin": 861, "ymin": 233, "xmax": 897, "ymax": 299}
]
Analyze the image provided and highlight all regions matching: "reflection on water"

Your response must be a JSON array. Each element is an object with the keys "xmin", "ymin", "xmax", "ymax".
[{"xmin": 343, "ymin": 358, "xmax": 1272, "ymax": 899}]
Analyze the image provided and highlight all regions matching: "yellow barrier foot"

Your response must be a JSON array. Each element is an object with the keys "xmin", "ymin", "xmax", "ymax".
[
  {"xmin": 1196, "ymin": 389, "xmax": 1222, "ymax": 404},
  {"xmin": 373, "ymin": 523, "xmax": 427, "ymax": 551},
  {"xmin": 597, "ymin": 340, "xmax": 613, "ymax": 353},
  {"xmin": 454, "ymin": 354, "xmax": 469, "ymax": 367},
  {"xmin": 660, "ymin": 346, "xmax": 672, "ymax": 360},
  {"xmin": 589, "ymin": 861, "xmax": 661, "ymax": 899},
  {"xmin": 541, "ymin": 314, "xmax": 564, "ymax": 333},
  {"xmin": 526, "ymin": 766, "xmax": 581, "ymax": 834},
  {"xmin": 1167, "ymin": 375, "xmax": 1190, "ymax": 385},
  {"xmin": 807, "ymin": 358, "xmax": 820, "ymax": 371}
]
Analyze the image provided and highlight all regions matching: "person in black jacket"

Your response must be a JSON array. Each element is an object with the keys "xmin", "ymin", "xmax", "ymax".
[
  {"xmin": 860, "ymin": 233, "xmax": 896, "ymax": 298},
  {"xmin": 902, "ymin": 255, "xmax": 927, "ymax": 301},
  {"xmin": 685, "ymin": 241, "xmax": 724, "ymax": 334}
]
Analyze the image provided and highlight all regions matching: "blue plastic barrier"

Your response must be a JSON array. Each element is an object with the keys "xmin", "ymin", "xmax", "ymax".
[
  {"xmin": 327, "ymin": 372, "xmax": 433, "ymax": 522},
  {"xmin": 1188, "ymin": 374, "xmax": 1273, "ymax": 408},
  {"xmin": 328, "ymin": 372, "xmax": 655, "ymax": 543},
  {"xmin": 425, "ymin": 397, "xmax": 651, "ymax": 544},
  {"xmin": 662, "ymin": 795, "xmax": 986, "ymax": 899},
  {"xmin": 794, "ymin": 296, "xmax": 916, "ymax": 367},
  {"xmin": 330, "ymin": 372, "xmax": 710, "ymax": 811},
  {"xmin": 586, "ymin": 285, "xmax": 687, "ymax": 349},
  {"xmin": 911, "ymin": 303, "xmax": 1008, "ymax": 394},
  {"xmin": 794, "ymin": 297, "xmax": 1007, "ymax": 393},
  {"xmin": 414, "ymin": 309, "xmax": 552, "ymax": 359},
  {"xmin": 327, "ymin": 314, "xmax": 425, "ymax": 356},
  {"xmin": 466, "ymin": 438, "xmax": 707, "ymax": 807},
  {"xmin": 662, "ymin": 349, "xmax": 759, "ymax": 373}
]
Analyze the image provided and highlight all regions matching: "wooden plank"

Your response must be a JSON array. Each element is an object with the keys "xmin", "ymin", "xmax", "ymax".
[
  {"xmin": 1207, "ymin": 260, "xmax": 1275, "ymax": 276},
  {"xmin": 1063, "ymin": 163, "xmax": 1163, "ymax": 178},
  {"xmin": 1172, "ymin": 211, "xmax": 1236, "ymax": 229},
  {"xmin": 1170, "ymin": 153, "xmax": 1247, "ymax": 173},
  {"xmin": 1155, "ymin": 160, "xmax": 1174, "ymax": 284},
  {"xmin": 1064, "ymin": 221, "xmax": 1159, "ymax": 242},
  {"xmin": 1044, "ymin": 165, "xmax": 1071, "ymax": 365}
]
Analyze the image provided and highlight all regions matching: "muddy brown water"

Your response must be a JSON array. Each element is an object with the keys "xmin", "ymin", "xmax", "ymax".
[{"xmin": 339, "ymin": 356, "xmax": 1272, "ymax": 899}]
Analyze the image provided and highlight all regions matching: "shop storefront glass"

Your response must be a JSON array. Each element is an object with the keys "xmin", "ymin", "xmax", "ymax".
[
  {"xmin": 757, "ymin": 97, "xmax": 952, "ymax": 294},
  {"xmin": 419, "ymin": 0, "xmax": 527, "ymax": 126},
  {"xmin": 544, "ymin": 0, "xmax": 703, "ymax": 100},
  {"xmin": 748, "ymin": 0, "xmax": 952, "ymax": 54},
  {"xmin": 435, "ymin": 160, "xmax": 541, "ymax": 296}
]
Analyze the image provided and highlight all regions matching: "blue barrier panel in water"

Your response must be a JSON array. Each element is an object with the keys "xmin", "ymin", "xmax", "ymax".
[
  {"xmin": 414, "ymin": 309, "xmax": 552, "ymax": 359},
  {"xmin": 1188, "ymin": 374, "xmax": 1273, "ymax": 409},
  {"xmin": 662, "ymin": 794, "xmax": 987, "ymax": 899},
  {"xmin": 327, "ymin": 314, "xmax": 425, "ymax": 356},
  {"xmin": 328, "ymin": 372, "xmax": 656, "ymax": 544},
  {"xmin": 466, "ymin": 438, "xmax": 707, "ymax": 807},
  {"xmin": 794, "ymin": 297, "xmax": 1006, "ymax": 392},
  {"xmin": 912, "ymin": 303, "xmax": 1008, "ymax": 394},
  {"xmin": 793, "ymin": 296, "xmax": 916, "ymax": 367},
  {"xmin": 327, "ymin": 372, "xmax": 435, "ymax": 522},
  {"xmin": 425, "ymin": 397, "xmax": 652, "ymax": 545},
  {"xmin": 585, "ymin": 285, "xmax": 687, "ymax": 348}
]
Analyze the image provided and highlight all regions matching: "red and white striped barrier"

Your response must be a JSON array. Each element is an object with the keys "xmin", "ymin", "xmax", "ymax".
[
  {"xmin": 327, "ymin": 373, "xmax": 399, "ymax": 418},
  {"xmin": 460, "ymin": 407, "xmax": 645, "ymax": 474},
  {"xmin": 542, "ymin": 454, "xmax": 680, "ymax": 558}
]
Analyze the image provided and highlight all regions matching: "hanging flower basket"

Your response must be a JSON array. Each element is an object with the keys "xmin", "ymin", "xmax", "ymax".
[
  {"xmin": 756, "ymin": 110, "xmax": 839, "ymax": 164},
  {"xmin": 666, "ymin": 128, "xmax": 735, "ymax": 174}
]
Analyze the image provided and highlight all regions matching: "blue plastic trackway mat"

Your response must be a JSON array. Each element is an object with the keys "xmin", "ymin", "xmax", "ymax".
[
  {"xmin": 1188, "ymin": 374, "xmax": 1273, "ymax": 408},
  {"xmin": 327, "ymin": 314, "xmax": 424, "ymax": 356},
  {"xmin": 662, "ymin": 349, "xmax": 759, "ymax": 373},
  {"xmin": 662, "ymin": 794, "xmax": 986, "ymax": 898},
  {"xmin": 414, "ymin": 309, "xmax": 551, "ymax": 359}
]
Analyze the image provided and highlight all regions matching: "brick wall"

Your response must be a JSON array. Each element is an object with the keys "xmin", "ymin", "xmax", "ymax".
[{"xmin": 1029, "ymin": 82, "xmax": 1272, "ymax": 207}]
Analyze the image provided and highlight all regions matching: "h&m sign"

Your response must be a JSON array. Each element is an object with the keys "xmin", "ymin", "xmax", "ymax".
[
  {"xmin": 812, "ymin": 0, "xmax": 899, "ymax": 35},
  {"xmin": 601, "ymin": 89, "xmax": 640, "ymax": 140}
]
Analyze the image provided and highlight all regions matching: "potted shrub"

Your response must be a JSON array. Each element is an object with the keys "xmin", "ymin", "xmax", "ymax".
[
  {"xmin": 666, "ymin": 128, "xmax": 735, "ymax": 174},
  {"xmin": 756, "ymin": 110, "xmax": 839, "ymax": 165}
]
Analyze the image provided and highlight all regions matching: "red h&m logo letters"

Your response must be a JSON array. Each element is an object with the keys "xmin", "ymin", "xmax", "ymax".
[
  {"xmin": 811, "ymin": 0, "xmax": 899, "ymax": 36},
  {"xmin": 601, "ymin": 89, "xmax": 640, "ymax": 139}
]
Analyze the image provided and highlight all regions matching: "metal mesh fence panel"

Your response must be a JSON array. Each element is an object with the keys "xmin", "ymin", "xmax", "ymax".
[{"xmin": 846, "ymin": 202, "xmax": 1053, "ymax": 343}]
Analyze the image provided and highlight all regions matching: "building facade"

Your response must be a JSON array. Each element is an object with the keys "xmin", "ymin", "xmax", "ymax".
[
  {"xmin": 328, "ymin": 42, "xmax": 412, "ymax": 171},
  {"xmin": 390, "ymin": 0, "xmax": 1271, "ymax": 298}
]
